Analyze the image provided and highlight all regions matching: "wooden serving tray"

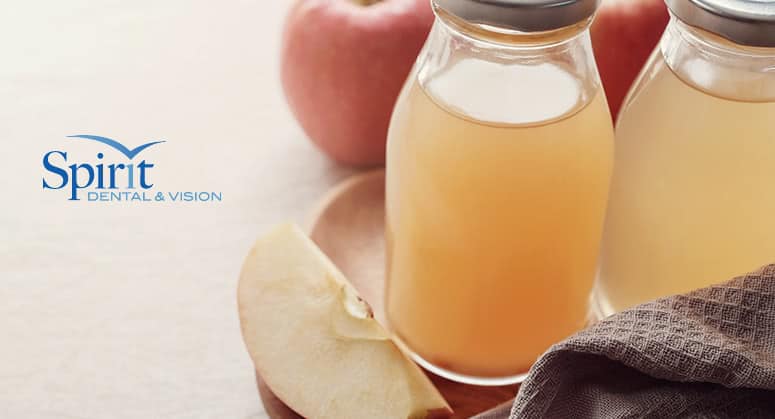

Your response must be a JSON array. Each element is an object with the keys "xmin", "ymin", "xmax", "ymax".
[{"xmin": 255, "ymin": 170, "xmax": 518, "ymax": 418}]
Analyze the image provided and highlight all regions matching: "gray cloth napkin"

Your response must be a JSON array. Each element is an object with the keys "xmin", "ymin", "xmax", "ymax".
[{"xmin": 474, "ymin": 264, "xmax": 775, "ymax": 419}]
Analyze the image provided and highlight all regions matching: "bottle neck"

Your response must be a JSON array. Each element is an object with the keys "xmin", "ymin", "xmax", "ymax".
[
  {"xmin": 661, "ymin": 15, "xmax": 775, "ymax": 102},
  {"xmin": 414, "ymin": 10, "xmax": 602, "ymax": 125},
  {"xmin": 432, "ymin": 4, "xmax": 595, "ymax": 48},
  {"xmin": 426, "ymin": 8, "xmax": 599, "ymax": 78}
]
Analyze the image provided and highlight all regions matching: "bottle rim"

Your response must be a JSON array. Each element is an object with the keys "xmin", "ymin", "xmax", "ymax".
[
  {"xmin": 433, "ymin": 3, "xmax": 593, "ymax": 49},
  {"xmin": 666, "ymin": 0, "xmax": 775, "ymax": 48},
  {"xmin": 668, "ymin": 13, "xmax": 775, "ymax": 58},
  {"xmin": 432, "ymin": 0, "xmax": 599, "ymax": 33}
]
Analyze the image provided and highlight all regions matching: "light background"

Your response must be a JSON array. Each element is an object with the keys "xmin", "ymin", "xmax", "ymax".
[{"xmin": 0, "ymin": 1, "xmax": 356, "ymax": 417}]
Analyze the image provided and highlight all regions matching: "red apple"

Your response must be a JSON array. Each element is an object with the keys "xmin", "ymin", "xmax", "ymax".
[
  {"xmin": 592, "ymin": 0, "xmax": 670, "ymax": 120},
  {"xmin": 281, "ymin": 0, "xmax": 434, "ymax": 167}
]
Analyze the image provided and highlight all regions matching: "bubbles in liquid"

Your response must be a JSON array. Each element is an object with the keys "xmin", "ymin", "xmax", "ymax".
[{"xmin": 424, "ymin": 58, "xmax": 583, "ymax": 125}]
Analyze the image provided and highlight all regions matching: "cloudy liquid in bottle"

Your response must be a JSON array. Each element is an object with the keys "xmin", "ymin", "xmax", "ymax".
[
  {"xmin": 385, "ymin": 58, "xmax": 613, "ymax": 380},
  {"xmin": 596, "ymin": 55, "xmax": 775, "ymax": 314}
]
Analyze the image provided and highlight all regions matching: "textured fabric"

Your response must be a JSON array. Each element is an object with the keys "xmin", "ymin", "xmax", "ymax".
[{"xmin": 474, "ymin": 264, "xmax": 775, "ymax": 419}]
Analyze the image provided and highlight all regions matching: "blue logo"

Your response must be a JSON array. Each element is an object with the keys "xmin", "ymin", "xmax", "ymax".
[
  {"xmin": 42, "ymin": 135, "xmax": 222, "ymax": 203},
  {"xmin": 68, "ymin": 135, "xmax": 165, "ymax": 159}
]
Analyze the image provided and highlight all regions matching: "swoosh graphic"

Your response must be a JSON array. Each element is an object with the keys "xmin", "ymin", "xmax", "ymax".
[{"xmin": 67, "ymin": 135, "xmax": 165, "ymax": 159}]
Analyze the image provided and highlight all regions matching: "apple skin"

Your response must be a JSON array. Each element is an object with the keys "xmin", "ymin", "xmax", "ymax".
[
  {"xmin": 592, "ymin": 0, "xmax": 670, "ymax": 120},
  {"xmin": 281, "ymin": 0, "xmax": 434, "ymax": 167}
]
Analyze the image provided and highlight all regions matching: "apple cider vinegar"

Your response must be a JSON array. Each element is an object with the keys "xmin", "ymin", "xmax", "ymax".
[
  {"xmin": 386, "ymin": 49, "xmax": 613, "ymax": 380},
  {"xmin": 593, "ymin": 3, "xmax": 775, "ymax": 316},
  {"xmin": 595, "ymin": 58, "xmax": 775, "ymax": 314}
]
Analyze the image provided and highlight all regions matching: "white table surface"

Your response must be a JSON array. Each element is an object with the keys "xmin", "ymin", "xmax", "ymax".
[{"xmin": 0, "ymin": 1, "xmax": 358, "ymax": 417}]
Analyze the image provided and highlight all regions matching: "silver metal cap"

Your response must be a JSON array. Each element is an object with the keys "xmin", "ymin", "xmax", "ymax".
[
  {"xmin": 666, "ymin": 0, "xmax": 775, "ymax": 47},
  {"xmin": 433, "ymin": 0, "xmax": 600, "ymax": 32}
]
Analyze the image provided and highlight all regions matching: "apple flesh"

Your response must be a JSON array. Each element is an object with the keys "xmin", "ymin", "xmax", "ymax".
[
  {"xmin": 238, "ymin": 224, "xmax": 452, "ymax": 419},
  {"xmin": 592, "ymin": 0, "xmax": 669, "ymax": 120},
  {"xmin": 280, "ymin": 0, "xmax": 434, "ymax": 167}
]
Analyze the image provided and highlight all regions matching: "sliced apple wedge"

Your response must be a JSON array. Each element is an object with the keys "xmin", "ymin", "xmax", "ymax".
[{"xmin": 238, "ymin": 224, "xmax": 452, "ymax": 419}]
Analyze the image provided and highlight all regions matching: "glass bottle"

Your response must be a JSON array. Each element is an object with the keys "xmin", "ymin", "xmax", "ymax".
[
  {"xmin": 594, "ymin": 0, "xmax": 775, "ymax": 316},
  {"xmin": 385, "ymin": 0, "xmax": 613, "ymax": 385}
]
